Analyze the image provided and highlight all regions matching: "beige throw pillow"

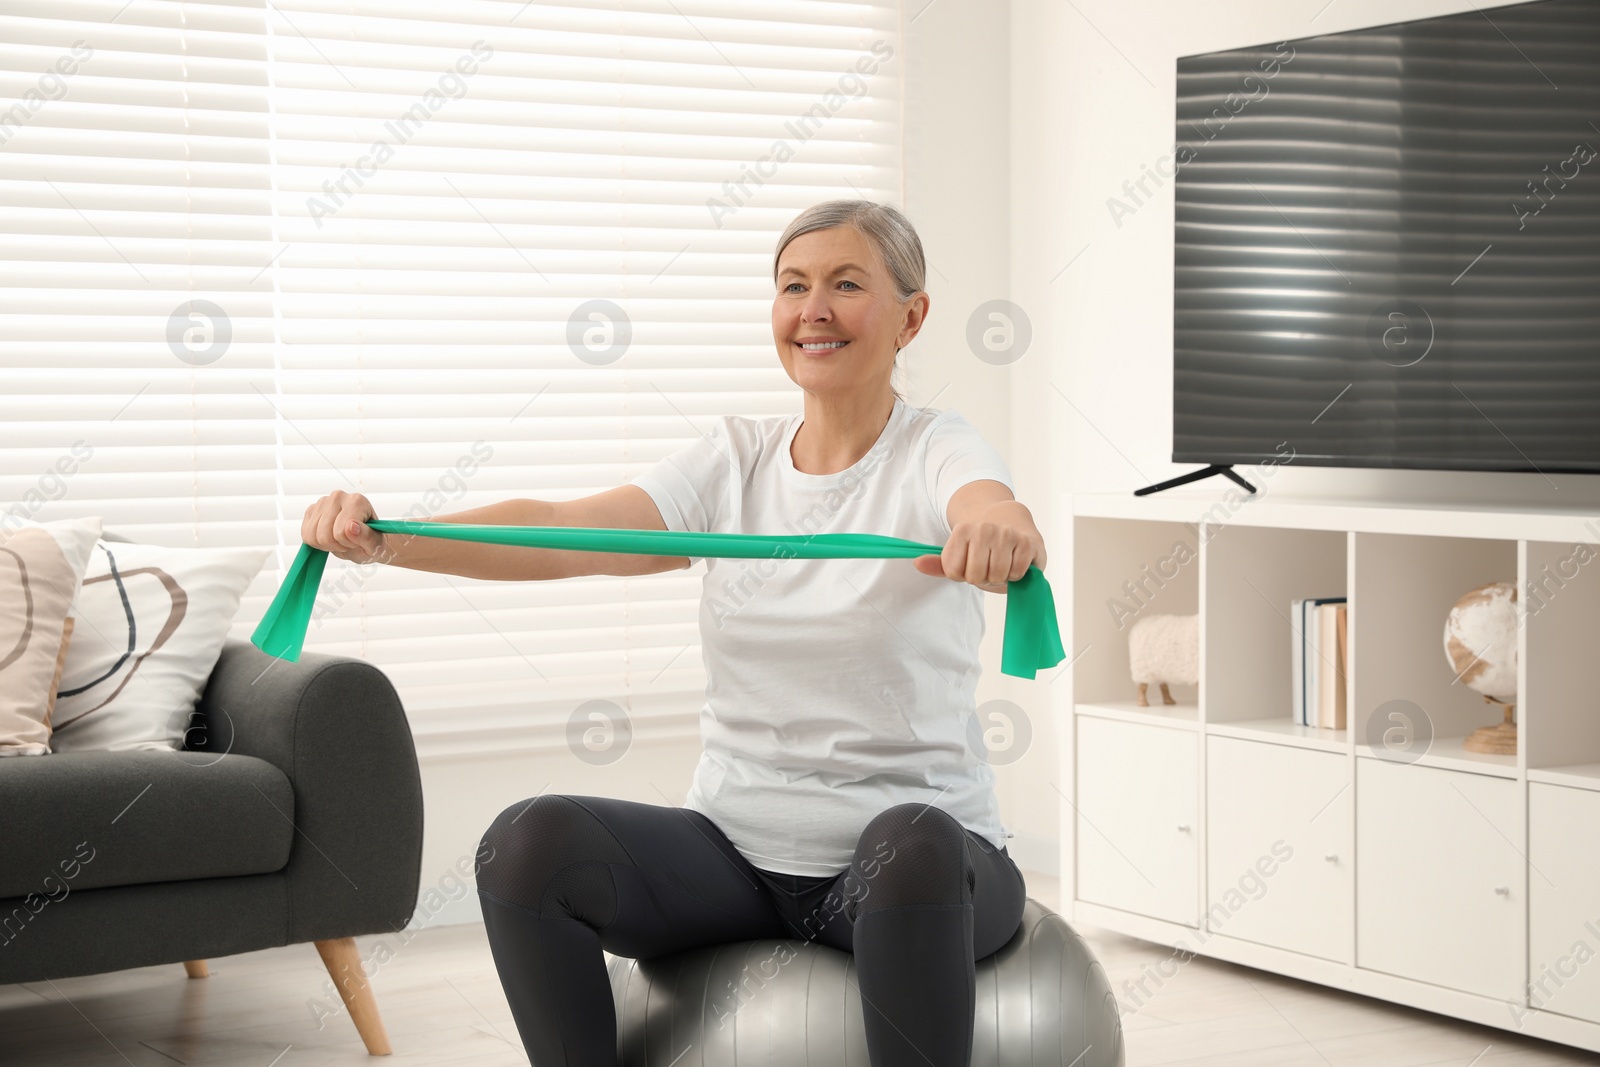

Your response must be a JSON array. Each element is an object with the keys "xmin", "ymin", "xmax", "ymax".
[
  {"xmin": 45, "ymin": 616, "xmax": 75, "ymax": 725},
  {"xmin": 0, "ymin": 516, "xmax": 103, "ymax": 756}
]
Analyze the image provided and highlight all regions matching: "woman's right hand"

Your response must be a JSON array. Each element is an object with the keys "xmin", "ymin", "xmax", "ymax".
[{"xmin": 303, "ymin": 490, "xmax": 392, "ymax": 564}]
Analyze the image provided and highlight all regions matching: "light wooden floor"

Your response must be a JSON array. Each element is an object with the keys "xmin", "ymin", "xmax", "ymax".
[{"xmin": 3, "ymin": 871, "xmax": 1595, "ymax": 1066}]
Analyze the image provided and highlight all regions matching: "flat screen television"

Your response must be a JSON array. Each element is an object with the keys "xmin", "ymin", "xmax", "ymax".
[{"xmin": 1171, "ymin": 0, "xmax": 1600, "ymax": 478}]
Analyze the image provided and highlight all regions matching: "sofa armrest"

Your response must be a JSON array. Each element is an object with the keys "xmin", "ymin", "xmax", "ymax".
[{"xmin": 197, "ymin": 639, "xmax": 424, "ymax": 944}]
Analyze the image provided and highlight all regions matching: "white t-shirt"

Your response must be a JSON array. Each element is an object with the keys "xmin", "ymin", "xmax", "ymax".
[{"xmin": 628, "ymin": 396, "xmax": 1017, "ymax": 876}]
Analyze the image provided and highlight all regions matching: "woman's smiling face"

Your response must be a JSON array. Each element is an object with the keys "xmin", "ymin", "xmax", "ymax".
[{"xmin": 772, "ymin": 225, "xmax": 926, "ymax": 398}]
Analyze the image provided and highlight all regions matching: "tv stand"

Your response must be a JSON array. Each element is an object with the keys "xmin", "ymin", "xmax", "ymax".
[
  {"xmin": 1134, "ymin": 464, "xmax": 1257, "ymax": 497},
  {"xmin": 1068, "ymin": 491, "xmax": 1600, "ymax": 1055}
]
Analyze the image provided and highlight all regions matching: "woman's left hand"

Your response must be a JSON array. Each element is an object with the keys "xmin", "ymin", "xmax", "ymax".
[{"xmin": 912, "ymin": 502, "xmax": 1048, "ymax": 593}]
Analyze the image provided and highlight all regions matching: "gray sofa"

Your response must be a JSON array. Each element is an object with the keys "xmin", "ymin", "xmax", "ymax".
[{"xmin": 0, "ymin": 635, "xmax": 424, "ymax": 1056}]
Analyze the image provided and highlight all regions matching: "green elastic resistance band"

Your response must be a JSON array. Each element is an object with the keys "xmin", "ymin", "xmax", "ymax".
[{"xmin": 250, "ymin": 520, "xmax": 1066, "ymax": 680}]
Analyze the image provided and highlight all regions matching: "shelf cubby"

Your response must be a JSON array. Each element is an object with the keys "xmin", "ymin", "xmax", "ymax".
[
  {"xmin": 1349, "ymin": 531, "xmax": 1519, "ymax": 774},
  {"xmin": 1202, "ymin": 521, "xmax": 1346, "ymax": 740},
  {"xmin": 1071, "ymin": 516, "xmax": 1199, "ymax": 716},
  {"xmin": 1523, "ymin": 539, "xmax": 1600, "ymax": 788}
]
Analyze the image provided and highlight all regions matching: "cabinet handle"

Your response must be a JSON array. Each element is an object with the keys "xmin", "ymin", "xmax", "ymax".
[
  {"xmin": 1494, "ymin": 886, "xmax": 1509, "ymax": 896},
  {"xmin": 1176, "ymin": 824, "xmax": 1190, "ymax": 832},
  {"xmin": 1324, "ymin": 853, "xmax": 1338, "ymax": 862}
]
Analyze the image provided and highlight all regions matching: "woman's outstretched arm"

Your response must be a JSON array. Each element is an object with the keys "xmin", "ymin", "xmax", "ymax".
[
  {"xmin": 911, "ymin": 478, "xmax": 1047, "ymax": 591},
  {"xmin": 300, "ymin": 486, "xmax": 690, "ymax": 582}
]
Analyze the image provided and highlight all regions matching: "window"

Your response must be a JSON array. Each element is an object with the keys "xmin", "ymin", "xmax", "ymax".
[{"xmin": 1, "ymin": 0, "xmax": 902, "ymax": 756}]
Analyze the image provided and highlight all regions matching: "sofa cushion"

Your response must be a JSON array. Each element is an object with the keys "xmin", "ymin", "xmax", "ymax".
[{"xmin": 0, "ymin": 751, "xmax": 294, "ymax": 898}]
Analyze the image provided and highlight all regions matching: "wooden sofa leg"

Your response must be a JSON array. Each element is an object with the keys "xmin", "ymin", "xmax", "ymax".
[
  {"xmin": 183, "ymin": 960, "xmax": 210, "ymax": 979},
  {"xmin": 314, "ymin": 938, "xmax": 392, "ymax": 1056}
]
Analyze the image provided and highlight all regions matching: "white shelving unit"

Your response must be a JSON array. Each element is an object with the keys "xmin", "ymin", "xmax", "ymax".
[{"xmin": 1066, "ymin": 491, "xmax": 1600, "ymax": 1052}]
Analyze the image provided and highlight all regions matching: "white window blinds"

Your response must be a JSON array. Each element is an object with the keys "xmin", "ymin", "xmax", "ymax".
[{"xmin": 0, "ymin": 0, "xmax": 902, "ymax": 758}]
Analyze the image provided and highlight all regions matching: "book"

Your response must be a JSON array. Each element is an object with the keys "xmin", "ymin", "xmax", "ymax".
[
  {"xmin": 1316, "ymin": 601, "xmax": 1348, "ymax": 730},
  {"xmin": 1291, "ymin": 595, "xmax": 1347, "ymax": 728},
  {"xmin": 1291, "ymin": 597, "xmax": 1307, "ymax": 725},
  {"xmin": 1336, "ymin": 602, "xmax": 1349, "ymax": 730},
  {"xmin": 1305, "ymin": 600, "xmax": 1320, "ymax": 727}
]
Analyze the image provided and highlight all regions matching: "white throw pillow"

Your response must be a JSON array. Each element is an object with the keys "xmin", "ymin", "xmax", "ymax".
[
  {"xmin": 0, "ymin": 515, "xmax": 102, "ymax": 756},
  {"xmin": 50, "ymin": 540, "xmax": 272, "ymax": 753}
]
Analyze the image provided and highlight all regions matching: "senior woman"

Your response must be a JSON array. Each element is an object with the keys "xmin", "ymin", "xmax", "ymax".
[{"xmin": 302, "ymin": 200, "xmax": 1047, "ymax": 1067}]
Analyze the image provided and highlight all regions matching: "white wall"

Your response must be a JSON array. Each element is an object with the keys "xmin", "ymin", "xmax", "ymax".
[
  {"xmin": 901, "ymin": 1, "xmax": 1063, "ymax": 875},
  {"xmin": 1008, "ymin": 0, "xmax": 1600, "ymax": 888}
]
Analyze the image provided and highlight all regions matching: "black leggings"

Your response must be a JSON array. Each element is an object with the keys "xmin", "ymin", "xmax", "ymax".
[{"xmin": 475, "ymin": 793, "xmax": 1028, "ymax": 1067}]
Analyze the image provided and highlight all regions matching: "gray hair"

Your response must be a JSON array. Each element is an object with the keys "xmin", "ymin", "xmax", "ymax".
[{"xmin": 773, "ymin": 200, "xmax": 927, "ymax": 401}]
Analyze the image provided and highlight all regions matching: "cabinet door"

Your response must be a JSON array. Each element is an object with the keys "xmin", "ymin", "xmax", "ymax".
[
  {"xmin": 1076, "ymin": 716, "xmax": 1197, "ymax": 926},
  {"xmin": 1206, "ymin": 736, "xmax": 1351, "ymax": 962},
  {"xmin": 1529, "ymin": 783, "xmax": 1600, "ymax": 1025},
  {"xmin": 1356, "ymin": 758, "xmax": 1522, "ymax": 1001}
]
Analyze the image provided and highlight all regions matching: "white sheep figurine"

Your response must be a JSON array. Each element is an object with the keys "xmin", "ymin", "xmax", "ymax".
[{"xmin": 1128, "ymin": 613, "xmax": 1198, "ymax": 706}]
